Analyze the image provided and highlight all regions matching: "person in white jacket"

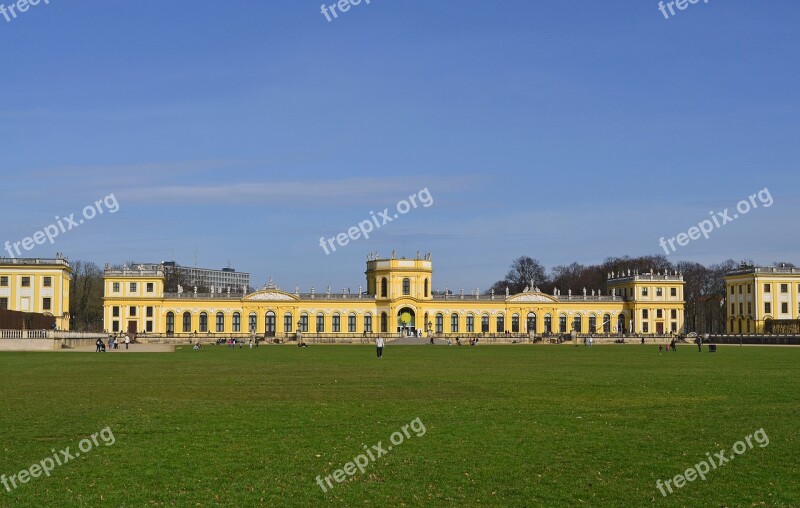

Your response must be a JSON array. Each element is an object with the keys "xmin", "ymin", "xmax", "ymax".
[{"xmin": 376, "ymin": 337, "xmax": 384, "ymax": 359}]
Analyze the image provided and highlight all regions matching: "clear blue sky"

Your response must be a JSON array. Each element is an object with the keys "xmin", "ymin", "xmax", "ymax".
[{"xmin": 1, "ymin": 1, "xmax": 798, "ymax": 291}]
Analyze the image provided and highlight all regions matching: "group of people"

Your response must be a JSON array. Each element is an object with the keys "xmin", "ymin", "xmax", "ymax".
[
  {"xmin": 96, "ymin": 334, "xmax": 130, "ymax": 352},
  {"xmin": 658, "ymin": 339, "xmax": 678, "ymax": 353}
]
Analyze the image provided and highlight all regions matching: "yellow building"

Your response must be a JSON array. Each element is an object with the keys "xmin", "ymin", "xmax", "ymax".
[
  {"xmin": 725, "ymin": 265, "xmax": 800, "ymax": 334},
  {"xmin": 0, "ymin": 257, "xmax": 72, "ymax": 330},
  {"xmin": 103, "ymin": 255, "xmax": 685, "ymax": 339}
]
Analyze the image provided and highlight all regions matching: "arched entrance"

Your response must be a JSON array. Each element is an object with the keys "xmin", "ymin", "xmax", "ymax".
[
  {"xmin": 617, "ymin": 313, "xmax": 626, "ymax": 334},
  {"xmin": 397, "ymin": 307, "xmax": 416, "ymax": 335}
]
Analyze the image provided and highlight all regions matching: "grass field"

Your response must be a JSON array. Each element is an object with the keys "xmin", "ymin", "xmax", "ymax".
[{"xmin": 0, "ymin": 344, "xmax": 798, "ymax": 507}]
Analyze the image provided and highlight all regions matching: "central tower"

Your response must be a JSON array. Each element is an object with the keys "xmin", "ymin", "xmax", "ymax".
[{"xmin": 365, "ymin": 254, "xmax": 433, "ymax": 301}]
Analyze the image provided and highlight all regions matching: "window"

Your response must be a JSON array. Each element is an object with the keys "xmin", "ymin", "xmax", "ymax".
[
  {"xmin": 146, "ymin": 306, "xmax": 153, "ymax": 318},
  {"xmin": 671, "ymin": 309, "xmax": 677, "ymax": 319},
  {"xmin": 656, "ymin": 309, "xmax": 663, "ymax": 319},
  {"xmin": 435, "ymin": 313, "xmax": 443, "ymax": 334},
  {"xmin": 641, "ymin": 287, "xmax": 648, "ymax": 296},
  {"xmin": 511, "ymin": 314, "xmax": 519, "ymax": 333},
  {"xmin": 544, "ymin": 314, "xmax": 552, "ymax": 334},
  {"xmin": 380, "ymin": 313, "xmax": 388, "ymax": 333},
  {"xmin": 748, "ymin": 284, "xmax": 752, "ymax": 293},
  {"xmin": 739, "ymin": 303, "xmax": 743, "ymax": 315},
  {"xmin": 146, "ymin": 321, "xmax": 153, "ymax": 332},
  {"xmin": 348, "ymin": 313, "xmax": 356, "ymax": 333},
  {"xmin": 113, "ymin": 282, "xmax": 120, "ymax": 292},
  {"xmin": 232, "ymin": 313, "xmax": 241, "ymax": 332},
  {"xmin": 42, "ymin": 298, "xmax": 51, "ymax": 311},
  {"xmin": 130, "ymin": 283, "xmax": 137, "ymax": 292},
  {"xmin": 573, "ymin": 315, "xmax": 581, "ymax": 333},
  {"xmin": 642, "ymin": 309, "xmax": 649, "ymax": 319},
  {"xmin": 216, "ymin": 312, "xmax": 225, "ymax": 332},
  {"xmin": 249, "ymin": 313, "xmax": 258, "ymax": 333},
  {"xmin": 747, "ymin": 303, "xmax": 752, "ymax": 315},
  {"xmin": 451, "ymin": 313, "xmax": 459, "ymax": 333},
  {"xmin": 147, "ymin": 282, "xmax": 154, "ymax": 292},
  {"xmin": 559, "ymin": 315, "xmax": 567, "ymax": 333},
  {"xmin": 129, "ymin": 306, "xmax": 137, "ymax": 317},
  {"xmin": 656, "ymin": 288, "xmax": 663, "ymax": 297},
  {"xmin": 112, "ymin": 306, "xmax": 120, "ymax": 317},
  {"xmin": 112, "ymin": 321, "xmax": 119, "ymax": 332},
  {"xmin": 739, "ymin": 285, "xmax": 743, "ymax": 294},
  {"xmin": 21, "ymin": 277, "xmax": 30, "ymax": 287},
  {"xmin": 781, "ymin": 303, "xmax": 789, "ymax": 314},
  {"xmin": 300, "ymin": 314, "xmax": 308, "ymax": 333},
  {"xmin": 670, "ymin": 288, "xmax": 677, "ymax": 297},
  {"xmin": 764, "ymin": 284, "xmax": 771, "ymax": 293},
  {"xmin": 765, "ymin": 302, "xmax": 772, "ymax": 314},
  {"xmin": 467, "ymin": 314, "xmax": 474, "ymax": 333},
  {"xmin": 481, "ymin": 314, "xmax": 489, "ymax": 333},
  {"xmin": 671, "ymin": 322, "xmax": 677, "ymax": 332},
  {"xmin": 496, "ymin": 314, "xmax": 505, "ymax": 333},
  {"xmin": 316, "ymin": 313, "xmax": 325, "ymax": 333},
  {"xmin": 643, "ymin": 322, "xmax": 649, "ymax": 333},
  {"xmin": 730, "ymin": 286, "xmax": 735, "ymax": 295},
  {"xmin": 603, "ymin": 314, "xmax": 611, "ymax": 333},
  {"xmin": 527, "ymin": 313, "xmax": 536, "ymax": 333},
  {"xmin": 183, "ymin": 312, "xmax": 192, "ymax": 332},
  {"xmin": 332, "ymin": 313, "xmax": 341, "ymax": 332},
  {"xmin": 284, "ymin": 313, "xmax": 293, "ymax": 333},
  {"xmin": 0, "ymin": 297, "xmax": 7, "ymax": 310},
  {"xmin": 589, "ymin": 315, "xmax": 596, "ymax": 333},
  {"xmin": 424, "ymin": 279, "xmax": 429, "ymax": 298},
  {"xmin": 166, "ymin": 312, "xmax": 175, "ymax": 333},
  {"xmin": 781, "ymin": 284, "xmax": 789, "ymax": 293},
  {"xmin": 43, "ymin": 277, "xmax": 52, "ymax": 287},
  {"xmin": 402, "ymin": 278, "xmax": 410, "ymax": 296},
  {"xmin": 364, "ymin": 314, "xmax": 372, "ymax": 333},
  {"xmin": 380, "ymin": 278, "xmax": 387, "ymax": 297},
  {"xmin": 266, "ymin": 312, "xmax": 277, "ymax": 334},
  {"xmin": 0, "ymin": 276, "xmax": 7, "ymax": 286},
  {"xmin": 199, "ymin": 313, "xmax": 208, "ymax": 332}
]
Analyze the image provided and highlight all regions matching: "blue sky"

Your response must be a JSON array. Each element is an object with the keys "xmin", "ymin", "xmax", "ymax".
[{"xmin": 1, "ymin": 0, "xmax": 798, "ymax": 291}]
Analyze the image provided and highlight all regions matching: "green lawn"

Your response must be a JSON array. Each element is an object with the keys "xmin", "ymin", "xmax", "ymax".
[{"xmin": 0, "ymin": 344, "xmax": 797, "ymax": 507}]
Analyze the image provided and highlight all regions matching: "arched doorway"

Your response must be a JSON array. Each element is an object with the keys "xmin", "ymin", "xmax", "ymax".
[
  {"xmin": 397, "ymin": 307, "xmax": 416, "ymax": 335},
  {"xmin": 265, "ymin": 311, "xmax": 276, "ymax": 337},
  {"xmin": 617, "ymin": 313, "xmax": 626, "ymax": 334}
]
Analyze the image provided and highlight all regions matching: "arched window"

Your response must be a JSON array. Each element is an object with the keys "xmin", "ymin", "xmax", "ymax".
[
  {"xmin": 559, "ymin": 314, "xmax": 567, "ymax": 333},
  {"xmin": 402, "ymin": 278, "xmax": 411, "ymax": 296},
  {"xmin": 527, "ymin": 312, "xmax": 536, "ymax": 333},
  {"xmin": 435, "ymin": 313, "xmax": 443, "ymax": 333},
  {"xmin": 573, "ymin": 315, "xmax": 582, "ymax": 333},
  {"xmin": 617, "ymin": 314, "xmax": 626, "ymax": 334},
  {"xmin": 496, "ymin": 314, "xmax": 505, "ymax": 333},
  {"xmin": 544, "ymin": 314, "xmax": 552, "ymax": 334},
  {"xmin": 424, "ymin": 278, "xmax": 429, "ymax": 298},
  {"xmin": 284, "ymin": 312, "xmax": 293, "ymax": 333},
  {"xmin": 603, "ymin": 314, "xmax": 611, "ymax": 333},
  {"xmin": 481, "ymin": 314, "xmax": 490, "ymax": 333},
  {"xmin": 266, "ymin": 311, "xmax": 276, "ymax": 334},
  {"xmin": 199, "ymin": 312, "xmax": 208, "ymax": 332},
  {"xmin": 348, "ymin": 313, "xmax": 357, "ymax": 333},
  {"xmin": 216, "ymin": 312, "xmax": 225, "ymax": 333},
  {"xmin": 380, "ymin": 312, "xmax": 388, "ymax": 333},
  {"xmin": 332, "ymin": 313, "xmax": 341, "ymax": 332},
  {"xmin": 589, "ymin": 315, "xmax": 597, "ymax": 334},
  {"xmin": 466, "ymin": 314, "xmax": 474, "ymax": 332},
  {"xmin": 166, "ymin": 312, "xmax": 175, "ymax": 334},
  {"xmin": 364, "ymin": 313, "xmax": 372, "ymax": 333},
  {"xmin": 299, "ymin": 313, "xmax": 308, "ymax": 332},
  {"xmin": 450, "ymin": 313, "xmax": 459, "ymax": 333},
  {"xmin": 232, "ymin": 312, "xmax": 241, "ymax": 332},
  {"xmin": 511, "ymin": 314, "xmax": 519, "ymax": 333},
  {"xmin": 182, "ymin": 311, "xmax": 191, "ymax": 333},
  {"xmin": 249, "ymin": 312, "xmax": 257, "ymax": 333},
  {"xmin": 381, "ymin": 278, "xmax": 387, "ymax": 298},
  {"xmin": 316, "ymin": 313, "xmax": 325, "ymax": 333}
]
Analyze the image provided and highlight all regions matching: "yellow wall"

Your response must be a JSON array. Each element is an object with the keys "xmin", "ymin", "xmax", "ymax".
[
  {"xmin": 725, "ymin": 267, "xmax": 800, "ymax": 333},
  {"xmin": 0, "ymin": 259, "xmax": 72, "ymax": 330}
]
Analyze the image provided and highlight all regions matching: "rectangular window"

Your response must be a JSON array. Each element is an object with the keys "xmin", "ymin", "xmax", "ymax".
[
  {"xmin": 656, "ymin": 309, "xmax": 663, "ymax": 319},
  {"xmin": 130, "ymin": 283, "xmax": 137, "ymax": 292},
  {"xmin": 332, "ymin": 314, "xmax": 341, "ymax": 333},
  {"xmin": 671, "ymin": 309, "xmax": 677, "ymax": 319},
  {"xmin": 559, "ymin": 315, "xmax": 566, "ymax": 333},
  {"xmin": 765, "ymin": 302, "xmax": 772, "ymax": 314},
  {"xmin": 466, "ymin": 315, "xmax": 474, "ymax": 333},
  {"xmin": 781, "ymin": 302, "xmax": 789, "ymax": 314},
  {"xmin": 731, "ymin": 303, "xmax": 735, "ymax": 315},
  {"xmin": 316, "ymin": 314, "xmax": 325, "ymax": 333},
  {"xmin": 233, "ymin": 313, "xmax": 241, "ymax": 332},
  {"xmin": 43, "ymin": 277, "xmax": 52, "ymax": 287},
  {"xmin": 739, "ymin": 303, "xmax": 743, "ymax": 315},
  {"xmin": 671, "ymin": 322, "xmax": 677, "ymax": 332},
  {"xmin": 199, "ymin": 314, "xmax": 208, "ymax": 332},
  {"xmin": 435, "ymin": 314, "xmax": 443, "ymax": 334},
  {"xmin": 738, "ymin": 285, "xmax": 743, "ymax": 294},
  {"xmin": 113, "ymin": 282, "xmax": 120, "ymax": 292},
  {"xmin": 146, "ymin": 321, "xmax": 153, "ymax": 332},
  {"xmin": 747, "ymin": 303, "xmax": 752, "ymax": 315},
  {"xmin": 112, "ymin": 320, "xmax": 119, "ymax": 332},
  {"xmin": 129, "ymin": 306, "xmax": 137, "ymax": 317},
  {"xmin": 42, "ymin": 298, "xmax": 51, "ymax": 311},
  {"xmin": 364, "ymin": 315, "xmax": 372, "ymax": 333},
  {"xmin": 0, "ymin": 297, "xmax": 7, "ymax": 310},
  {"xmin": 112, "ymin": 306, "xmax": 120, "ymax": 317},
  {"xmin": 730, "ymin": 286, "xmax": 735, "ymax": 295},
  {"xmin": 284, "ymin": 314, "xmax": 292, "ymax": 333},
  {"xmin": 146, "ymin": 307, "xmax": 153, "ymax": 318},
  {"xmin": 348, "ymin": 314, "xmax": 356, "ymax": 333},
  {"xmin": 0, "ymin": 276, "xmax": 7, "ymax": 287},
  {"xmin": 451, "ymin": 314, "xmax": 459, "ymax": 333},
  {"xmin": 184, "ymin": 313, "xmax": 192, "ymax": 333},
  {"xmin": 147, "ymin": 283, "xmax": 154, "ymax": 292},
  {"xmin": 670, "ymin": 288, "xmax": 677, "ymax": 297},
  {"xmin": 781, "ymin": 284, "xmax": 788, "ymax": 293},
  {"xmin": 642, "ymin": 287, "xmax": 648, "ymax": 296},
  {"xmin": 216, "ymin": 313, "xmax": 225, "ymax": 332},
  {"xmin": 249, "ymin": 314, "xmax": 257, "ymax": 333},
  {"xmin": 764, "ymin": 284, "xmax": 771, "ymax": 293},
  {"xmin": 748, "ymin": 284, "xmax": 752, "ymax": 293},
  {"xmin": 656, "ymin": 288, "xmax": 663, "ymax": 297},
  {"xmin": 642, "ymin": 309, "xmax": 649, "ymax": 319},
  {"xmin": 300, "ymin": 315, "xmax": 308, "ymax": 333},
  {"xmin": 642, "ymin": 322, "xmax": 649, "ymax": 333},
  {"xmin": 21, "ymin": 277, "xmax": 30, "ymax": 287}
]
